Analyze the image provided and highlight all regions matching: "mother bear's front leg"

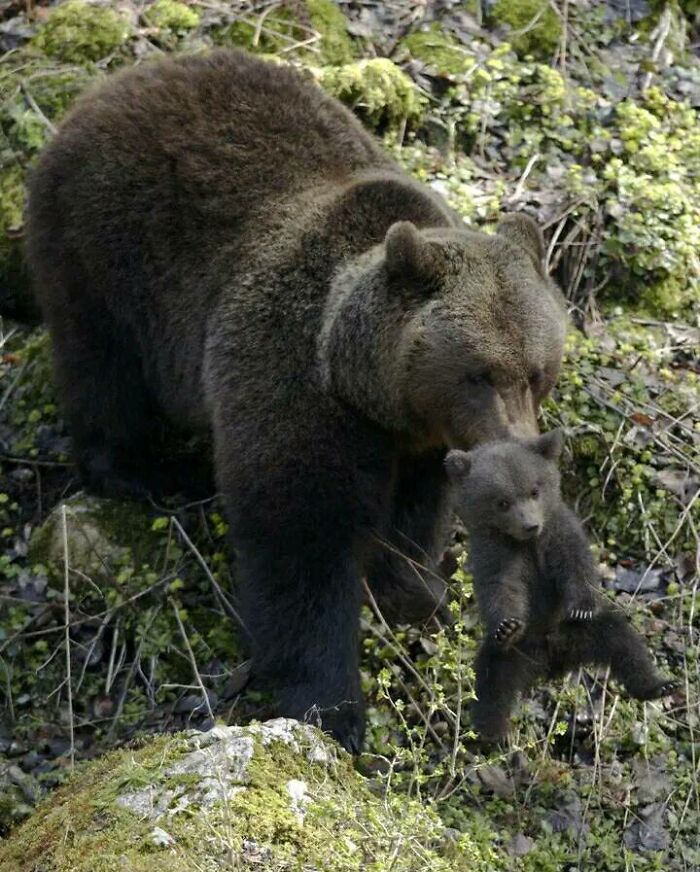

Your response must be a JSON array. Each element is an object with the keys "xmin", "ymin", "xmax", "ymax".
[
  {"xmin": 218, "ymin": 417, "xmax": 393, "ymax": 754},
  {"xmin": 366, "ymin": 449, "xmax": 454, "ymax": 625}
]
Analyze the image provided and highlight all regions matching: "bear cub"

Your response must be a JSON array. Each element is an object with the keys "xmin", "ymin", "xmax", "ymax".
[{"xmin": 445, "ymin": 429, "xmax": 677, "ymax": 741}]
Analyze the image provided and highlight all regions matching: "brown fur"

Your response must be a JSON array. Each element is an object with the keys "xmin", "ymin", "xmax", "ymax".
[{"xmin": 26, "ymin": 50, "xmax": 567, "ymax": 751}]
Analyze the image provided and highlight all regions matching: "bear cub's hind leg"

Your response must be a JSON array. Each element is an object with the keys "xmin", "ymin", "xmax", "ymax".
[
  {"xmin": 473, "ymin": 641, "xmax": 544, "ymax": 741},
  {"xmin": 558, "ymin": 608, "xmax": 678, "ymax": 701}
]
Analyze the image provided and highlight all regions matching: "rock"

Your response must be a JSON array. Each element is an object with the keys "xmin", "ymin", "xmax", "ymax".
[
  {"xmin": 476, "ymin": 764, "xmax": 513, "ymax": 797},
  {"xmin": 149, "ymin": 826, "xmax": 175, "ymax": 848},
  {"xmin": 0, "ymin": 760, "xmax": 40, "ymax": 833},
  {"xmin": 632, "ymin": 758, "xmax": 672, "ymax": 805},
  {"xmin": 624, "ymin": 803, "xmax": 669, "ymax": 853},
  {"xmin": 544, "ymin": 790, "xmax": 587, "ymax": 839},
  {"xmin": 507, "ymin": 832, "xmax": 534, "ymax": 857},
  {"xmin": 28, "ymin": 492, "xmax": 152, "ymax": 581},
  {"xmin": 608, "ymin": 565, "xmax": 663, "ymax": 594},
  {"xmin": 0, "ymin": 719, "xmax": 487, "ymax": 870}
]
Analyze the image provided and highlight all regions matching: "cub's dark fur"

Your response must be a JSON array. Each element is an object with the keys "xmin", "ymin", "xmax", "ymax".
[
  {"xmin": 26, "ymin": 50, "xmax": 567, "ymax": 752},
  {"xmin": 446, "ymin": 431, "xmax": 676, "ymax": 741}
]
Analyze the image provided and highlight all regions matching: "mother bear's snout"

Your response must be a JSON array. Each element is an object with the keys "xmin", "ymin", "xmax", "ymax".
[{"xmin": 447, "ymin": 383, "xmax": 539, "ymax": 449}]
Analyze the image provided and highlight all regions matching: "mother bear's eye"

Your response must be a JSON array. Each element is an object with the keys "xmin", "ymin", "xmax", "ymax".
[{"xmin": 528, "ymin": 369, "xmax": 544, "ymax": 387}]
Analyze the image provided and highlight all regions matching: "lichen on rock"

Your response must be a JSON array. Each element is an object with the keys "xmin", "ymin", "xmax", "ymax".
[{"xmin": 0, "ymin": 719, "xmax": 490, "ymax": 871}]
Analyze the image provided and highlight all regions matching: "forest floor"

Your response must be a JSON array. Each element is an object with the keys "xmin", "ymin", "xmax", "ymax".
[{"xmin": 0, "ymin": 0, "xmax": 699, "ymax": 869}]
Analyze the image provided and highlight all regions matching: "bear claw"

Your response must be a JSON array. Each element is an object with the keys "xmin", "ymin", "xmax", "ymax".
[
  {"xmin": 569, "ymin": 608, "xmax": 594, "ymax": 621},
  {"xmin": 633, "ymin": 678, "xmax": 679, "ymax": 701},
  {"xmin": 652, "ymin": 680, "xmax": 679, "ymax": 699},
  {"xmin": 492, "ymin": 618, "xmax": 524, "ymax": 646}
]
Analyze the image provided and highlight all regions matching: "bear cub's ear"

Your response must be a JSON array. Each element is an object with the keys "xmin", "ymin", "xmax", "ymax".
[
  {"xmin": 445, "ymin": 449, "xmax": 472, "ymax": 480},
  {"xmin": 531, "ymin": 428, "xmax": 565, "ymax": 461},
  {"xmin": 496, "ymin": 213, "xmax": 546, "ymax": 276},
  {"xmin": 384, "ymin": 221, "xmax": 440, "ymax": 292}
]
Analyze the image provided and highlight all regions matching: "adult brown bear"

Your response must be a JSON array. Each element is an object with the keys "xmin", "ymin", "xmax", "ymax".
[{"xmin": 26, "ymin": 50, "xmax": 567, "ymax": 752}]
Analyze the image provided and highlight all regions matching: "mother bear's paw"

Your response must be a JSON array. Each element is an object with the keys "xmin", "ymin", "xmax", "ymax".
[{"xmin": 277, "ymin": 683, "xmax": 366, "ymax": 755}]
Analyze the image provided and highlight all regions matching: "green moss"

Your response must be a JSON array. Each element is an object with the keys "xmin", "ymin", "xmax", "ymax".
[
  {"xmin": 0, "ymin": 166, "xmax": 25, "ymax": 290},
  {"xmin": 305, "ymin": 0, "xmax": 355, "ymax": 64},
  {"xmin": 0, "ymin": 734, "xmax": 186, "ymax": 872},
  {"xmin": 32, "ymin": 1, "xmax": 130, "ymax": 64},
  {"xmin": 1, "ymin": 52, "xmax": 99, "ymax": 161},
  {"xmin": 144, "ymin": 0, "xmax": 200, "ymax": 33},
  {"xmin": 319, "ymin": 58, "xmax": 425, "ymax": 128},
  {"xmin": 490, "ymin": 0, "xmax": 561, "ymax": 59},
  {"xmin": 219, "ymin": 0, "xmax": 353, "ymax": 65},
  {"xmin": 596, "ymin": 89, "xmax": 700, "ymax": 315},
  {"xmin": 0, "ymin": 51, "xmax": 101, "ymax": 313},
  {"xmin": 414, "ymin": 35, "xmax": 699, "ymax": 315},
  {"xmin": 0, "ymin": 724, "xmax": 492, "ymax": 870},
  {"xmin": 401, "ymin": 24, "xmax": 472, "ymax": 74},
  {"xmin": 0, "ymin": 331, "xmax": 59, "ymax": 458}
]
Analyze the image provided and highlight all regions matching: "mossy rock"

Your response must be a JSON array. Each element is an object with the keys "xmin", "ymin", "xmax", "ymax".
[
  {"xmin": 143, "ymin": 0, "xmax": 200, "ymax": 34},
  {"xmin": 401, "ymin": 24, "xmax": 473, "ymax": 75},
  {"xmin": 489, "ymin": 0, "xmax": 561, "ymax": 59},
  {"xmin": 32, "ymin": 0, "xmax": 131, "ymax": 64},
  {"xmin": 28, "ymin": 493, "xmax": 155, "ymax": 583},
  {"xmin": 318, "ymin": 58, "xmax": 426, "ymax": 128},
  {"xmin": 218, "ymin": 0, "xmax": 354, "ymax": 65},
  {"xmin": 0, "ymin": 762, "xmax": 39, "ymax": 834},
  {"xmin": 0, "ymin": 719, "xmax": 491, "ymax": 870}
]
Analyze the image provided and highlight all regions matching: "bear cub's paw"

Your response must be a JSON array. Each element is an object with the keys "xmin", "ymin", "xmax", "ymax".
[
  {"xmin": 492, "ymin": 617, "xmax": 525, "ymax": 647},
  {"xmin": 634, "ymin": 677, "xmax": 680, "ymax": 701},
  {"xmin": 566, "ymin": 587, "xmax": 598, "ymax": 622}
]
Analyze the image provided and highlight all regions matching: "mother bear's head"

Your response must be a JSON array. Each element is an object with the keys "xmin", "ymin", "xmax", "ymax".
[{"xmin": 319, "ymin": 213, "xmax": 567, "ymax": 450}]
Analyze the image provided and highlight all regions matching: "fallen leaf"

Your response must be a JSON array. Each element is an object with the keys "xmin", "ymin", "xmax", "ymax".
[{"xmin": 630, "ymin": 411, "xmax": 654, "ymax": 427}]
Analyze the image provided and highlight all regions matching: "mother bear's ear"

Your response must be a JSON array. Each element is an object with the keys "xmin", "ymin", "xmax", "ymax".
[
  {"xmin": 496, "ymin": 213, "xmax": 546, "ymax": 277},
  {"xmin": 384, "ymin": 221, "xmax": 441, "ymax": 293}
]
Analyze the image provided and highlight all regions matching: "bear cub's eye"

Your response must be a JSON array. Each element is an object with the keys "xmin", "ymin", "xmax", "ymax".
[
  {"xmin": 497, "ymin": 498, "xmax": 511, "ymax": 511},
  {"xmin": 530, "ymin": 486, "xmax": 540, "ymax": 498}
]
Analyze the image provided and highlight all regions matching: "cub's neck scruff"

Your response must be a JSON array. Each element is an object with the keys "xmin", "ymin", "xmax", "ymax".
[
  {"xmin": 318, "ymin": 216, "xmax": 567, "ymax": 452},
  {"xmin": 444, "ymin": 430, "xmax": 565, "ymax": 541}
]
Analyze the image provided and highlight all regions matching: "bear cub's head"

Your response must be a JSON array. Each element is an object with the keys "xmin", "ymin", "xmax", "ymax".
[{"xmin": 445, "ymin": 429, "xmax": 564, "ymax": 541}]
